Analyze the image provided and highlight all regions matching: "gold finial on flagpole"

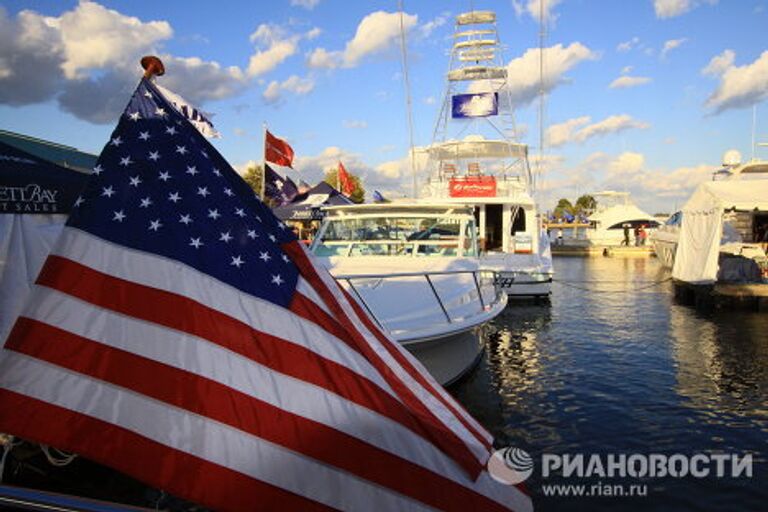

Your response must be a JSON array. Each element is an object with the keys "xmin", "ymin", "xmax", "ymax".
[{"xmin": 141, "ymin": 56, "xmax": 165, "ymax": 79}]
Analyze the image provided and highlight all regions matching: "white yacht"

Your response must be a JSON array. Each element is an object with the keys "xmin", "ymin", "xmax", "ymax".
[
  {"xmin": 310, "ymin": 203, "xmax": 507, "ymax": 385},
  {"xmin": 419, "ymin": 10, "xmax": 553, "ymax": 299},
  {"xmin": 650, "ymin": 151, "xmax": 768, "ymax": 287},
  {"xmin": 563, "ymin": 191, "xmax": 660, "ymax": 247}
]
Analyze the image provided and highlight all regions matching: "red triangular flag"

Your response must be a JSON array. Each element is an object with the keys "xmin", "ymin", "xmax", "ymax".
[
  {"xmin": 338, "ymin": 161, "xmax": 354, "ymax": 196},
  {"xmin": 265, "ymin": 130, "xmax": 294, "ymax": 168}
]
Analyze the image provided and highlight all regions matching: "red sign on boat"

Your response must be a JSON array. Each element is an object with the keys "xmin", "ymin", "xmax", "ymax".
[{"xmin": 449, "ymin": 176, "xmax": 497, "ymax": 197}]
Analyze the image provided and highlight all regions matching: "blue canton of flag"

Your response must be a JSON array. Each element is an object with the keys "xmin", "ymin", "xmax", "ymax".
[{"xmin": 67, "ymin": 79, "xmax": 299, "ymax": 307}]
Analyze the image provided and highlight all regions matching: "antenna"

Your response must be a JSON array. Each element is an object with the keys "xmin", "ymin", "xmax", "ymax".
[
  {"xmin": 537, "ymin": 0, "xmax": 547, "ymax": 194},
  {"xmin": 398, "ymin": 1, "xmax": 418, "ymax": 197}
]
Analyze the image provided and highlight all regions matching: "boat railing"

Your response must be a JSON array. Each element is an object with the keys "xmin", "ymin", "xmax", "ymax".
[{"xmin": 332, "ymin": 268, "xmax": 503, "ymax": 337}]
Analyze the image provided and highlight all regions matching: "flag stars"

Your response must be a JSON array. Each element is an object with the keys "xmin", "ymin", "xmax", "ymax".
[
  {"xmin": 231, "ymin": 255, "xmax": 245, "ymax": 268},
  {"xmin": 281, "ymin": 254, "xmax": 290, "ymax": 263},
  {"xmin": 247, "ymin": 229, "xmax": 258, "ymax": 239},
  {"xmin": 148, "ymin": 151, "xmax": 160, "ymax": 161},
  {"xmin": 129, "ymin": 176, "xmax": 142, "ymax": 187},
  {"xmin": 268, "ymin": 234, "xmax": 277, "ymax": 242},
  {"xmin": 223, "ymin": 188, "xmax": 234, "ymax": 197},
  {"xmin": 186, "ymin": 166, "xmax": 199, "ymax": 176},
  {"xmin": 200, "ymin": 149, "xmax": 209, "ymax": 159},
  {"xmin": 259, "ymin": 251, "xmax": 271, "ymax": 262},
  {"xmin": 155, "ymin": 107, "xmax": 166, "ymax": 117},
  {"xmin": 168, "ymin": 192, "xmax": 181, "ymax": 203},
  {"xmin": 110, "ymin": 136, "xmax": 123, "ymax": 147},
  {"xmin": 143, "ymin": 91, "xmax": 153, "ymax": 99},
  {"xmin": 158, "ymin": 171, "xmax": 171, "ymax": 182},
  {"xmin": 165, "ymin": 125, "xmax": 177, "ymax": 136},
  {"xmin": 148, "ymin": 219, "xmax": 163, "ymax": 231},
  {"xmin": 235, "ymin": 208, "xmax": 246, "ymax": 218},
  {"xmin": 119, "ymin": 156, "xmax": 133, "ymax": 167},
  {"xmin": 190, "ymin": 237, "xmax": 203, "ymax": 249},
  {"xmin": 92, "ymin": 164, "xmax": 104, "ymax": 175},
  {"xmin": 179, "ymin": 214, "xmax": 193, "ymax": 225},
  {"xmin": 74, "ymin": 196, "xmax": 84, "ymax": 208},
  {"xmin": 271, "ymin": 274, "xmax": 284, "ymax": 286},
  {"xmin": 128, "ymin": 111, "xmax": 141, "ymax": 121},
  {"xmin": 208, "ymin": 209, "xmax": 220, "ymax": 220},
  {"xmin": 139, "ymin": 197, "xmax": 152, "ymax": 208},
  {"xmin": 197, "ymin": 186, "xmax": 210, "ymax": 197},
  {"xmin": 138, "ymin": 131, "xmax": 151, "ymax": 141},
  {"xmin": 219, "ymin": 231, "xmax": 233, "ymax": 243},
  {"xmin": 176, "ymin": 145, "xmax": 188, "ymax": 155},
  {"xmin": 101, "ymin": 186, "xmax": 115, "ymax": 198},
  {"xmin": 112, "ymin": 210, "xmax": 126, "ymax": 222},
  {"xmin": 212, "ymin": 168, "xmax": 222, "ymax": 177}
]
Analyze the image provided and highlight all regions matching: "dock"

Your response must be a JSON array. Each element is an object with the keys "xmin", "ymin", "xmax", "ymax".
[
  {"xmin": 552, "ymin": 245, "xmax": 655, "ymax": 257},
  {"xmin": 673, "ymin": 280, "xmax": 768, "ymax": 311}
]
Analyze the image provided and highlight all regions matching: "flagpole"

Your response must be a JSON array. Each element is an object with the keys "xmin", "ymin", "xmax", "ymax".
[{"xmin": 261, "ymin": 122, "xmax": 267, "ymax": 201}]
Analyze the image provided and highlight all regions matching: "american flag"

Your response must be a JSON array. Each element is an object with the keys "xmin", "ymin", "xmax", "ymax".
[{"xmin": 0, "ymin": 78, "xmax": 531, "ymax": 512}]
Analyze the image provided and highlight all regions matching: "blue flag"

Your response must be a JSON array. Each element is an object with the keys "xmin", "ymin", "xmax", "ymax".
[{"xmin": 264, "ymin": 163, "xmax": 299, "ymax": 206}]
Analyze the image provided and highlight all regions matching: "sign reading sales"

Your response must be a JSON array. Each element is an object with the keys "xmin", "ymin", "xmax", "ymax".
[{"xmin": 449, "ymin": 176, "xmax": 497, "ymax": 197}]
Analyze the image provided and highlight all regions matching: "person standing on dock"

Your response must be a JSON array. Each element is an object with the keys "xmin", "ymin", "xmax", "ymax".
[{"xmin": 622, "ymin": 223, "xmax": 631, "ymax": 246}]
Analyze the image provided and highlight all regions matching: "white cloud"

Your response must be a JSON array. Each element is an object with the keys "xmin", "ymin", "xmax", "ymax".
[
  {"xmin": 424, "ymin": 96, "xmax": 436, "ymax": 105},
  {"xmin": 653, "ymin": 0, "xmax": 717, "ymax": 19},
  {"xmin": 609, "ymin": 75, "xmax": 652, "ymax": 89},
  {"xmin": 420, "ymin": 12, "xmax": 450, "ymax": 37},
  {"xmin": 342, "ymin": 11, "xmax": 417, "ymax": 68},
  {"xmin": 621, "ymin": 65, "xmax": 634, "ymax": 74},
  {"xmin": 246, "ymin": 24, "xmax": 300, "ymax": 77},
  {"xmin": 702, "ymin": 49, "xmax": 734, "ymax": 76},
  {"xmin": 305, "ymin": 27, "xmax": 321, "ymax": 40},
  {"xmin": 290, "ymin": 0, "xmax": 320, "ymax": 10},
  {"xmin": 0, "ymin": 2, "xmax": 249, "ymax": 122},
  {"xmin": 661, "ymin": 38, "xmax": 687, "ymax": 58},
  {"xmin": 469, "ymin": 43, "xmax": 598, "ymax": 107},
  {"xmin": 616, "ymin": 37, "xmax": 640, "ymax": 52},
  {"xmin": 342, "ymin": 120, "xmax": 368, "ymax": 129},
  {"xmin": 512, "ymin": 0, "xmax": 563, "ymax": 22},
  {"xmin": 306, "ymin": 47, "xmax": 342, "ymax": 69},
  {"xmin": 703, "ymin": 49, "xmax": 768, "ymax": 112},
  {"xmin": 654, "ymin": 0, "xmax": 693, "ymax": 18},
  {"xmin": 262, "ymin": 74, "xmax": 315, "ymax": 104},
  {"xmin": 546, "ymin": 114, "xmax": 650, "ymax": 147}
]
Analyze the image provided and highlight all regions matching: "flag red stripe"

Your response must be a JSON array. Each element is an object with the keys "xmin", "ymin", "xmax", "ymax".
[
  {"xmin": 0, "ymin": 389, "xmax": 333, "ymax": 512},
  {"xmin": 5, "ymin": 318, "xmax": 511, "ymax": 512},
  {"xmin": 339, "ymin": 283, "xmax": 492, "ymax": 447},
  {"xmin": 283, "ymin": 241, "xmax": 486, "ymax": 478},
  {"xmin": 35, "ymin": 255, "xmax": 444, "ymax": 446}
]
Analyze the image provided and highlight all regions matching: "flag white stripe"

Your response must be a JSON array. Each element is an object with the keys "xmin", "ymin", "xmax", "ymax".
[
  {"xmin": 21, "ymin": 286, "xmax": 479, "ymax": 482},
  {"xmin": 0, "ymin": 352, "xmax": 435, "ymax": 512},
  {"xmin": 304, "ymin": 244, "xmax": 494, "ymax": 455},
  {"xmin": 50, "ymin": 227, "xmax": 396, "ymax": 399}
]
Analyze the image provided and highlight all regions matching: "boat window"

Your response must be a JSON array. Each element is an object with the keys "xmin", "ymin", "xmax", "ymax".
[
  {"xmin": 312, "ymin": 216, "xmax": 477, "ymax": 257},
  {"xmin": 511, "ymin": 207, "xmax": 526, "ymax": 234}
]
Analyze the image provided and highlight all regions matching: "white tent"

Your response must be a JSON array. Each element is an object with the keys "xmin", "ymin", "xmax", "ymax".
[
  {"xmin": 0, "ymin": 141, "xmax": 87, "ymax": 343},
  {"xmin": 672, "ymin": 180, "xmax": 768, "ymax": 284}
]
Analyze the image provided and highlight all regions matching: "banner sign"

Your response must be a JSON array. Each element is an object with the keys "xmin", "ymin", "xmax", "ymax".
[
  {"xmin": 449, "ymin": 176, "xmax": 497, "ymax": 197},
  {"xmin": 451, "ymin": 92, "xmax": 498, "ymax": 118}
]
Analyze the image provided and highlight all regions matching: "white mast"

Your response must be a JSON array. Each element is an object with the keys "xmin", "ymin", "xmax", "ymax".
[{"xmin": 398, "ymin": 1, "xmax": 418, "ymax": 197}]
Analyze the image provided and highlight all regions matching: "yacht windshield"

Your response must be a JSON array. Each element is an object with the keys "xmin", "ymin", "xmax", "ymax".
[{"xmin": 312, "ymin": 215, "xmax": 477, "ymax": 257}]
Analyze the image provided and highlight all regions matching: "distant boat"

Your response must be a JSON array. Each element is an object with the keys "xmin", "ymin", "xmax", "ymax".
[
  {"xmin": 562, "ymin": 191, "xmax": 660, "ymax": 247},
  {"xmin": 650, "ymin": 153, "xmax": 768, "ymax": 300},
  {"xmin": 419, "ymin": 9, "xmax": 553, "ymax": 299}
]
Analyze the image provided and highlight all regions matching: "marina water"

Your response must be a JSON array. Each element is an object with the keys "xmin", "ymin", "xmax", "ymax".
[{"xmin": 454, "ymin": 256, "xmax": 767, "ymax": 511}]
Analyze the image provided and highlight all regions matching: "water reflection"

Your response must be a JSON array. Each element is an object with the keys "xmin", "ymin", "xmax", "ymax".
[{"xmin": 452, "ymin": 256, "xmax": 767, "ymax": 511}]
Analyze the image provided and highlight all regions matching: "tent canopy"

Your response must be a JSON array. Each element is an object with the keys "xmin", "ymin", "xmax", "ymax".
[{"xmin": 672, "ymin": 180, "xmax": 768, "ymax": 284}]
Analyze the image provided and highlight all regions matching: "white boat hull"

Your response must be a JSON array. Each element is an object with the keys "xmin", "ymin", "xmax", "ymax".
[
  {"xmin": 401, "ymin": 324, "xmax": 487, "ymax": 386},
  {"xmin": 493, "ymin": 271, "xmax": 552, "ymax": 297}
]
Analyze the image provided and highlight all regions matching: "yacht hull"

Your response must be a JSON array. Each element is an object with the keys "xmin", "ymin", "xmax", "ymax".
[
  {"xmin": 400, "ymin": 325, "xmax": 486, "ymax": 386},
  {"xmin": 493, "ymin": 271, "xmax": 552, "ymax": 298}
]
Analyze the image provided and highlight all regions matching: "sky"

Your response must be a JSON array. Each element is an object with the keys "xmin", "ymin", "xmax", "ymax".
[{"xmin": 1, "ymin": 0, "xmax": 768, "ymax": 213}]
